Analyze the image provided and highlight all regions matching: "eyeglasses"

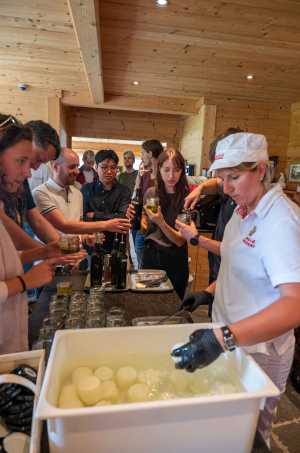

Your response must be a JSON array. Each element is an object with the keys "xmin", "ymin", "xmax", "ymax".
[
  {"xmin": 99, "ymin": 165, "xmax": 117, "ymax": 173},
  {"xmin": 0, "ymin": 116, "xmax": 18, "ymax": 130}
]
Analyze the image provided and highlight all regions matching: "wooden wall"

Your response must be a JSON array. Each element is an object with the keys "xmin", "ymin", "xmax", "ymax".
[
  {"xmin": 0, "ymin": 88, "xmax": 293, "ymax": 181},
  {"xmin": 0, "ymin": 88, "xmax": 66, "ymax": 144},
  {"xmin": 179, "ymin": 99, "xmax": 291, "ymax": 177},
  {"xmin": 286, "ymin": 101, "xmax": 300, "ymax": 189},
  {"xmin": 180, "ymin": 112, "xmax": 203, "ymax": 175},
  {"xmin": 0, "ymin": 88, "xmax": 49, "ymax": 123},
  {"xmin": 66, "ymin": 107, "xmax": 183, "ymax": 147},
  {"xmin": 214, "ymin": 99, "xmax": 291, "ymax": 176},
  {"xmin": 72, "ymin": 139, "xmax": 142, "ymax": 167}
]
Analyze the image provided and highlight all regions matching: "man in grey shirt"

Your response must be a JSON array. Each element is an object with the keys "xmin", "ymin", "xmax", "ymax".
[{"xmin": 118, "ymin": 150, "xmax": 138, "ymax": 195}]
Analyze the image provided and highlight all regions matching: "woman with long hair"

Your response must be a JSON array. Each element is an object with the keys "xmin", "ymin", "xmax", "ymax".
[
  {"xmin": 141, "ymin": 148, "xmax": 189, "ymax": 299},
  {"xmin": 0, "ymin": 114, "xmax": 83, "ymax": 354}
]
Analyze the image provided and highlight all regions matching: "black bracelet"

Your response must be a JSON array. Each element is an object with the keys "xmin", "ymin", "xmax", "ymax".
[{"xmin": 17, "ymin": 275, "xmax": 27, "ymax": 293}]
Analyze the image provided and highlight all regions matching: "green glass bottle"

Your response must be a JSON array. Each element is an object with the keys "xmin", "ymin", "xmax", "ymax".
[
  {"xmin": 90, "ymin": 233, "xmax": 104, "ymax": 287},
  {"xmin": 116, "ymin": 235, "xmax": 127, "ymax": 290}
]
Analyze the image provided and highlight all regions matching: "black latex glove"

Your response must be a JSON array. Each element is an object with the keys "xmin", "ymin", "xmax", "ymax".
[
  {"xmin": 171, "ymin": 328, "xmax": 224, "ymax": 372},
  {"xmin": 180, "ymin": 290, "xmax": 213, "ymax": 313}
]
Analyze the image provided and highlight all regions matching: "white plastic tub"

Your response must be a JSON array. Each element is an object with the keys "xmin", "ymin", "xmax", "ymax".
[
  {"xmin": 35, "ymin": 325, "xmax": 279, "ymax": 453},
  {"xmin": 0, "ymin": 349, "xmax": 45, "ymax": 453}
]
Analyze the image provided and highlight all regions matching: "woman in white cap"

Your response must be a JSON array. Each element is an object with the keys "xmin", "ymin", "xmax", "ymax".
[{"xmin": 173, "ymin": 132, "xmax": 300, "ymax": 445}]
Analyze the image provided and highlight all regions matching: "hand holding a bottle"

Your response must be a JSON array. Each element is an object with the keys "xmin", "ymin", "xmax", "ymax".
[
  {"xmin": 126, "ymin": 203, "xmax": 136, "ymax": 221},
  {"xmin": 104, "ymin": 218, "xmax": 130, "ymax": 233}
]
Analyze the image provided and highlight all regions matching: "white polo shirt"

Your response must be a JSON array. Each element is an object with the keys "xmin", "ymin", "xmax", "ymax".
[
  {"xmin": 213, "ymin": 184, "xmax": 300, "ymax": 355},
  {"xmin": 32, "ymin": 178, "xmax": 83, "ymax": 222}
]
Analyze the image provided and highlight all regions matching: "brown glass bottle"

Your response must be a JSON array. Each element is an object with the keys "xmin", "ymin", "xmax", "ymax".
[
  {"xmin": 90, "ymin": 233, "xmax": 104, "ymax": 287},
  {"xmin": 110, "ymin": 233, "xmax": 120, "ymax": 286},
  {"xmin": 115, "ymin": 235, "xmax": 127, "ymax": 289}
]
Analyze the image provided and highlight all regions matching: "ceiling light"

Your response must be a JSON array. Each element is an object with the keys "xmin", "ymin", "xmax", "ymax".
[
  {"xmin": 246, "ymin": 74, "xmax": 254, "ymax": 80},
  {"xmin": 156, "ymin": 0, "xmax": 168, "ymax": 6},
  {"xmin": 132, "ymin": 80, "xmax": 140, "ymax": 86}
]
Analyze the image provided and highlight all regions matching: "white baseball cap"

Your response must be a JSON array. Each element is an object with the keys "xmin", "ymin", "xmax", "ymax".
[{"xmin": 209, "ymin": 132, "xmax": 269, "ymax": 172}]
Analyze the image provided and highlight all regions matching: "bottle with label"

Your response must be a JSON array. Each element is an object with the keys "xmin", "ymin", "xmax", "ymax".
[
  {"xmin": 110, "ymin": 233, "xmax": 120, "ymax": 286},
  {"xmin": 115, "ymin": 235, "xmax": 128, "ymax": 290},
  {"xmin": 90, "ymin": 233, "xmax": 104, "ymax": 287}
]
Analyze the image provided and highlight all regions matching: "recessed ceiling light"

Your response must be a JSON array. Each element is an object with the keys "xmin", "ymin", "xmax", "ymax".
[
  {"xmin": 246, "ymin": 74, "xmax": 254, "ymax": 80},
  {"xmin": 156, "ymin": 0, "xmax": 168, "ymax": 6},
  {"xmin": 132, "ymin": 80, "xmax": 140, "ymax": 86}
]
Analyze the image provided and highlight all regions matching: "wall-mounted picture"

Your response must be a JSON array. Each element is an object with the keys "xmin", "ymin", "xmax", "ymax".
[{"xmin": 288, "ymin": 163, "xmax": 300, "ymax": 182}]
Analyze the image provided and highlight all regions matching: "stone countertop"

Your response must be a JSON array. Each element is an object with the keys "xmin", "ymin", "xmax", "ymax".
[{"xmin": 29, "ymin": 274, "xmax": 183, "ymax": 345}]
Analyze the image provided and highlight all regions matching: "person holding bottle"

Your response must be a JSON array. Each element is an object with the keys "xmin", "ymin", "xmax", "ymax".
[
  {"xmin": 141, "ymin": 148, "xmax": 189, "ymax": 299},
  {"xmin": 127, "ymin": 140, "xmax": 164, "ymax": 267},
  {"xmin": 173, "ymin": 132, "xmax": 300, "ymax": 445}
]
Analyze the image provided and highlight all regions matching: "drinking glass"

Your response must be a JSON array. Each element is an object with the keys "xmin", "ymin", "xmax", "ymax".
[
  {"xmin": 176, "ymin": 210, "xmax": 191, "ymax": 225},
  {"xmin": 145, "ymin": 196, "xmax": 159, "ymax": 214}
]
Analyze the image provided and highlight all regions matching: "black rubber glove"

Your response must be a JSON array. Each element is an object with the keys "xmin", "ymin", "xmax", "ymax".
[
  {"xmin": 171, "ymin": 329, "xmax": 224, "ymax": 372},
  {"xmin": 180, "ymin": 291, "xmax": 214, "ymax": 313}
]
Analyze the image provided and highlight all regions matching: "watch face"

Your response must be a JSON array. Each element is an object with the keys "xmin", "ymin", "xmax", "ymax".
[{"xmin": 190, "ymin": 235, "xmax": 199, "ymax": 246}]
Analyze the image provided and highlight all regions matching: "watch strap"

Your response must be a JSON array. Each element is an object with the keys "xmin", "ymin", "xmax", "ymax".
[{"xmin": 221, "ymin": 325, "xmax": 236, "ymax": 351}]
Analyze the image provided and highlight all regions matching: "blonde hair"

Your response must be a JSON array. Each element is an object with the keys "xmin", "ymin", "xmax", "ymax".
[{"xmin": 232, "ymin": 161, "xmax": 273, "ymax": 189}]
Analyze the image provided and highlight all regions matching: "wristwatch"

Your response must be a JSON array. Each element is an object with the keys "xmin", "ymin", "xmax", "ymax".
[
  {"xmin": 189, "ymin": 233, "xmax": 200, "ymax": 246},
  {"xmin": 221, "ymin": 326, "xmax": 237, "ymax": 352}
]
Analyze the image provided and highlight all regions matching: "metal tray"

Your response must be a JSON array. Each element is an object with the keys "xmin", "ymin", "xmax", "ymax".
[{"xmin": 130, "ymin": 270, "xmax": 173, "ymax": 292}]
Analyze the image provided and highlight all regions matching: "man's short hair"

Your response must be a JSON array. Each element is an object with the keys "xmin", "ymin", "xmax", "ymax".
[
  {"xmin": 209, "ymin": 127, "xmax": 244, "ymax": 163},
  {"xmin": 123, "ymin": 150, "xmax": 135, "ymax": 160},
  {"xmin": 25, "ymin": 120, "xmax": 61, "ymax": 159},
  {"xmin": 83, "ymin": 149, "xmax": 95, "ymax": 162},
  {"xmin": 95, "ymin": 149, "xmax": 119, "ymax": 166},
  {"xmin": 141, "ymin": 139, "xmax": 163, "ymax": 159}
]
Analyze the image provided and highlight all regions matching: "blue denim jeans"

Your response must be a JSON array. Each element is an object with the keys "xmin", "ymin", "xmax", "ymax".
[{"xmin": 134, "ymin": 231, "xmax": 145, "ymax": 269}]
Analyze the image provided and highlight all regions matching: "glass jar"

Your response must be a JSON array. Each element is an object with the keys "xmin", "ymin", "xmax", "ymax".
[
  {"xmin": 106, "ymin": 314, "xmax": 126, "ymax": 328},
  {"xmin": 85, "ymin": 318, "xmax": 104, "ymax": 328},
  {"xmin": 65, "ymin": 317, "xmax": 84, "ymax": 329},
  {"xmin": 176, "ymin": 209, "xmax": 191, "ymax": 225},
  {"xmin": 107, "ymin": 306, "xmax": 125, "ymax": 316},
  {"xmin": 145, "ymin": 196, "xmax": 159, "ymax": 214},
  {"xmin": 56, "ymin": 281, "xmax": 73, "ymax": 296}
]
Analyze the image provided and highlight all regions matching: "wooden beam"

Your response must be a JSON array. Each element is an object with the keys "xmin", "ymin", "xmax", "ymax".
[
  {"xmin": 48, "ymin": 94, "xmax": 62, "ymax": 134},
  {"xmin": 62, "ymin": 90, "xmax": 200, "ymax": 115},
  {"xmin": 67, "ymin": 0, "xmax": 104, "ymax": 103},
  {"xmin": 200, "ymin": 104, "xmax": 216, "ymax": 170}
]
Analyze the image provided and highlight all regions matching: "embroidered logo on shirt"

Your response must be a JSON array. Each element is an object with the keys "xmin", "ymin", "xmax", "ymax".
[
  {"xmin": 242, "ymin": 226, "xmax": 257, "ymax": 248},
  {"xmin": 215, "ymin": 153, "xmax": 224, "ymax": 160}
]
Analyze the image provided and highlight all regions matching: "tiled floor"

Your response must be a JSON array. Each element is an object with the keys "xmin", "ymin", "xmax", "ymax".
[
  {"xmin": 271, "ymin": 383, "xmax": 300, "ymax": 453},
  {"xmin": 192, "ymin": 307, "xmax": 300, "ymax": 453}
]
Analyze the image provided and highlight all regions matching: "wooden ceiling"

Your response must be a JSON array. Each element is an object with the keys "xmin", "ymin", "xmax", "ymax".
[
  {"xmin": 1, "ymin": 0, "xmax": 300, "ymax": 114},
  {"xmin": 0, "ymin": 1, "xmax": 86, "ymax": 91}
]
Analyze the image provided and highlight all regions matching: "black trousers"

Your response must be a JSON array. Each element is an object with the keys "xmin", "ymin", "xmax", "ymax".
[{"xmin": 141, "ymin": 241, "xmax": 189, "ymax": 300}]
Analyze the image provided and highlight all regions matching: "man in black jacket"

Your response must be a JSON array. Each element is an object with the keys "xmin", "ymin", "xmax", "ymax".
[{"xmin": 82, "ymin": 149, "xmax": 131, "ymax": 252}]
